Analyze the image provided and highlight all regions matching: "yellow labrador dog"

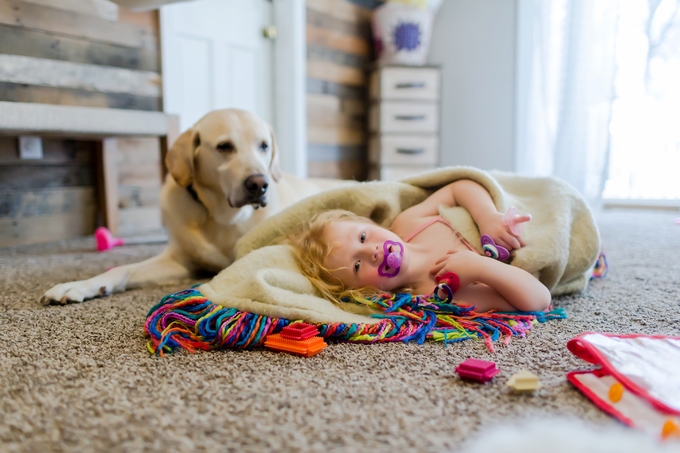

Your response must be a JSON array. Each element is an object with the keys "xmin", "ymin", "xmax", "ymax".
[{"xmin": 40, "ymin": 109, "xmax": 345, "ymax": 305}]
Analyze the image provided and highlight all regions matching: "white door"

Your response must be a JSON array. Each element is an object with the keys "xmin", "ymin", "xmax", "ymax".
[{"xmin": 160, "ymin": 0, "xmax": 274, "ymax": 132}]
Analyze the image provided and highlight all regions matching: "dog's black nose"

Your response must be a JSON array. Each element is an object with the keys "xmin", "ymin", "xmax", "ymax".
[{"xmin": 244, "ymin": 174, "xmax": 268, "ymax": 197}]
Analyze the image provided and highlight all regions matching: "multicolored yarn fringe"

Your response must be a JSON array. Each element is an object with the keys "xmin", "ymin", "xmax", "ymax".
[
  {"xmin": 145, "ymin": 284, "xmax": 566, "ymax": 356},
  {"xmin": 591, "ymin": 250, "xmax": 609, "ymax": 279}
]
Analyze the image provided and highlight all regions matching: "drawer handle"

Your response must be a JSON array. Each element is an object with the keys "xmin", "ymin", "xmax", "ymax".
[
  {"xmin": 395, "ymin": 82, "xmax": 426, "ymax": 89},
  {"xmin": 396, "ymin": 148, "xmax": 425, "ymax": 155},
  {"xmin": 394, "ymin": 114, "xmax": 426, "ymax": 121}
]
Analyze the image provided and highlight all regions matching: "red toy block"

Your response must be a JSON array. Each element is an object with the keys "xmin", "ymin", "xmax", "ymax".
[
  {"xmin": 264, "ymin": 333, "xmax": 327, "ymax": 357},
  {"xmin": 280, "ymin": 323, "xmax": 319, "ymax": 340},
  {"xmin": 455, "ymin": 358, "xmax": 500, "ymax": 383}
]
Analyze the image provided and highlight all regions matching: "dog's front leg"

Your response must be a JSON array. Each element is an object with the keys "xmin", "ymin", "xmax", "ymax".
[{"xmin": 40, "ymin": 250, "xmax": 191, "ymax": 305}]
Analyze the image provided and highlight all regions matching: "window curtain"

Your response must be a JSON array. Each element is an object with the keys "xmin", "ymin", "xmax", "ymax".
[{"xmin": 515, "ymin": 0, "xmax": 620, "ymax": 203}]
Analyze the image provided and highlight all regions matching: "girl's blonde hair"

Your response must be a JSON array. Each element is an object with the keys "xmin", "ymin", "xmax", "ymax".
[{"xmin": 287, "ymin": 209, "xmax": 383, "ymax": 305}]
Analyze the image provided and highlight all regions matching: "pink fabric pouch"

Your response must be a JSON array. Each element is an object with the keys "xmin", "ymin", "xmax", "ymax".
[{"xmin": 567, "ymin": 332, "xmax": 680, "ymax": 440}]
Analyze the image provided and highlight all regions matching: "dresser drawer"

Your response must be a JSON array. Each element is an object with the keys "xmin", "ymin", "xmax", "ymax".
[
  {"xmin": 369, "ymin": 102, "xmax": 438, "ymax": 133},
  {"xmin": 370, "ymin": 67, "xmax": 440, "ymax": 101},
  {"xmin": 369, "ymin": 135, "xmax": 438, "ymax": 166},
  {"xmin": 370, "ymin": 165, "xmax": 435, "ymax": 182}
]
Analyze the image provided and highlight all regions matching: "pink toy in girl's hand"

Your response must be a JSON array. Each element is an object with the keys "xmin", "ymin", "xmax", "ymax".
[
  {"xmin": 95, "ymin": 227, "xmax": 124, "ymax": 251},
  {"xmin": 503, "ymin": 206, "xmax": 532, "ymax": 236},
  {"xmin": 481, "ymin": 207, "xmax": 532, "ymax": 261},
  {"xmin": 481, "ymin": 235, "xmax": 510, "ymax": 261}
]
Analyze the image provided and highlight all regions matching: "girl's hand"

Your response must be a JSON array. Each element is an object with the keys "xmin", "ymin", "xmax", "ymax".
[
  {"xmin": 478, "ymin": 212, "xmax": 528, "ymax": 251},
  {"xmin": 429, "ymin": 250, "xmax": 483, "ymax": 288}
]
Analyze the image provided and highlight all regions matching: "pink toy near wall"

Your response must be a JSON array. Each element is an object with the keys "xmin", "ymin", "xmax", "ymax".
[{"xmin": 94, "ymin": 227, "xmax": 167, "ymax": 252}]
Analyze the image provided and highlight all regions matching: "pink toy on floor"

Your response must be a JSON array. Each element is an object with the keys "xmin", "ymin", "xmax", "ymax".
[
  {"xmin": 94, "ymin": 227, "xmax": 167, "ymax": 252},
  {"xmin": 264, "ymin": 323, "xmax": 327, "ymax": 357},
  {"xmin": 455, "ymin": 358, "xmax": 500, "ymax": 383},
  {"xmin": 95, "ymin": 227, "xmax": 124, "ymax": 251}
]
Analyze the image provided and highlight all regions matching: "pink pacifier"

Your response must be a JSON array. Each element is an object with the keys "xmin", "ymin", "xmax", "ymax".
[
  {"xmin": 378, "ymin": 240, "xmax": 403, "ymax": 278},
  {"xmin": 481, "ymin": 235, "xmax": 510, "ymax": 261},
  {"xmin": 503, "ymin": 206, "xmax": 532, "ymax": 236}
]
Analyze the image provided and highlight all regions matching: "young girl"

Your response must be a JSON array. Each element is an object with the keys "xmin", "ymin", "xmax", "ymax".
[{"xmin": 288, "ymin": 179, "xmax": 552, "ymax": 313}]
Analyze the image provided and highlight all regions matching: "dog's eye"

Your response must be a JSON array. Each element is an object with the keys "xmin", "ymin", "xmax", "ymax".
[
  {"xmin": 217, "ymin": 141, "xmax": 235, "ymax": 152},
  {"xmin": 259, "ymin": 141, "xmax": 269, "ymax": 152}
]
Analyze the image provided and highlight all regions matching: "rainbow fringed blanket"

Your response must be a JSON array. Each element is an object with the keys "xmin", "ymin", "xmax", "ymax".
[
  {"xmin": 145, "ymin": 287, "xmax": 566, "ymax": 356},
  {"xmin": 144, "ymin": 166, "xmax": 604, "ymax": 355},
  {"xmin": 144, "ymin": 250, "xmax": 606, "ymax": 355}
]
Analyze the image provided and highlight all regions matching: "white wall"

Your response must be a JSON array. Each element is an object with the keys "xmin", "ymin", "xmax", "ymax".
[{"xmin": 427, "ymin": 0, "xmax": 517, "ymax": 172}]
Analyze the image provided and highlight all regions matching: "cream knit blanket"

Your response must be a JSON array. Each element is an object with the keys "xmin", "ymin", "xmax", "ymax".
[{"xmin": 198, "ymin": 167, "xmax": 601, "ymax": 325}]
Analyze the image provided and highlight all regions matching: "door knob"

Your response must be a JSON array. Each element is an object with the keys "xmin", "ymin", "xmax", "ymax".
[{"xmin": 263, "ymin": 25, "xmax": 277, "ymax": 39}]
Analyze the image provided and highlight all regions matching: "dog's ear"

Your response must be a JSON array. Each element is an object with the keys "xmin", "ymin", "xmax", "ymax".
[
  {"xmin": 166, "ymin": 128, "xmax": 200, "ymax": 188},
  {"xmin": 268, "ymin": 125, "xmax": 282, "ymax": 182}
]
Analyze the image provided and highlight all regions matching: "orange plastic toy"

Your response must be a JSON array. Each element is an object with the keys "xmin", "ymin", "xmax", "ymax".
[
  {"xmin": 608, "ymin": 382, "xmax": 624, "ymax": 403},
  {"xmin": 661, "ymin": 419, "xmax": 680, "ymax": 440},
  {"xmin": 264, "ymin": 323, "xmax": 327, "ymax": 357}
]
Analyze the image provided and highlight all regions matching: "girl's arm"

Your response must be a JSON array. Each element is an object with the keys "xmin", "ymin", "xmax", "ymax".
[
  {"xmin": 430, "ymin": 251, "xmax": 551, "ymax": 312},
  {"xmin": 401, "ymin": 180, "xmax": 524, "ymax": 250}
]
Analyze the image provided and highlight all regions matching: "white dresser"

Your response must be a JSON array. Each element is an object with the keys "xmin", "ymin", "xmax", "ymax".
[{"xmin": 368, "ymin": 65, "xmax": 441, "ymax": 181}]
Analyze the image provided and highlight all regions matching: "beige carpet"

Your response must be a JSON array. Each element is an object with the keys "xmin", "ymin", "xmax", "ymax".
[{"xmin": 1, "ymin": 209, "xmax": 679, "ymax": 452}]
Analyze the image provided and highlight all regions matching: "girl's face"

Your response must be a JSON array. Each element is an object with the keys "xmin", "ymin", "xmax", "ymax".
[{"xmin": 323, "ymin": 220, "xmax": 408, "ymax": 291}]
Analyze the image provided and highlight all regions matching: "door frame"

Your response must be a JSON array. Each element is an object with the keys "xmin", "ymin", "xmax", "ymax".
[{"xmin": 160, "ymin": 0, "xmax": 307, "ymax": 177}]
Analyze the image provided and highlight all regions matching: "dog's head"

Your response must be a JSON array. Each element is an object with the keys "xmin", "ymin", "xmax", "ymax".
[{"xmin": 166, "ymin": 109, "xmax": 281, "ymax": 213}]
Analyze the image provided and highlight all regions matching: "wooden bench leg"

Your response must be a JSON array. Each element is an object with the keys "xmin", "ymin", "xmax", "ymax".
[{"xmin": 96, "ymin": 138, "xmax": 119, "ymax": 235}]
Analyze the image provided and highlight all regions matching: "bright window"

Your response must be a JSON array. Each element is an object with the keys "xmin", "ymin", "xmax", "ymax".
[{"xmin": 603, "ymin": 0, "xmax": 680, "ymax": 200}]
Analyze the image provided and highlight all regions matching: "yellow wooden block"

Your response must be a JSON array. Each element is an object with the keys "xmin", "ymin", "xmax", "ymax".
[{"xmin": 506, "ymin": 369, "xmax": 541, "ymax": 392}]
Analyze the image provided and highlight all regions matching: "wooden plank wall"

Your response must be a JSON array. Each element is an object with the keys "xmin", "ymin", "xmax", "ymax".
[
  {"xmin": 115, "ymin": 136, "xmax": 162, "ymax": 236},
  {"xmin": 0, "ymin": 0, "xmax": 163, "ymax": 247},
  {"xmin": 0, "ymin": 136, "xmax": 98, "ymax": 246},
  {"xmin": 306, "ymin": 0, "xmax": 382, "ymax": 180}
]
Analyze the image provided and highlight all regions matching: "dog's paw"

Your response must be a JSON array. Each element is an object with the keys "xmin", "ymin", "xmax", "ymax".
[{"xmin": 40, "ymin": 281, "xmax": 100, "ymax": 305}]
